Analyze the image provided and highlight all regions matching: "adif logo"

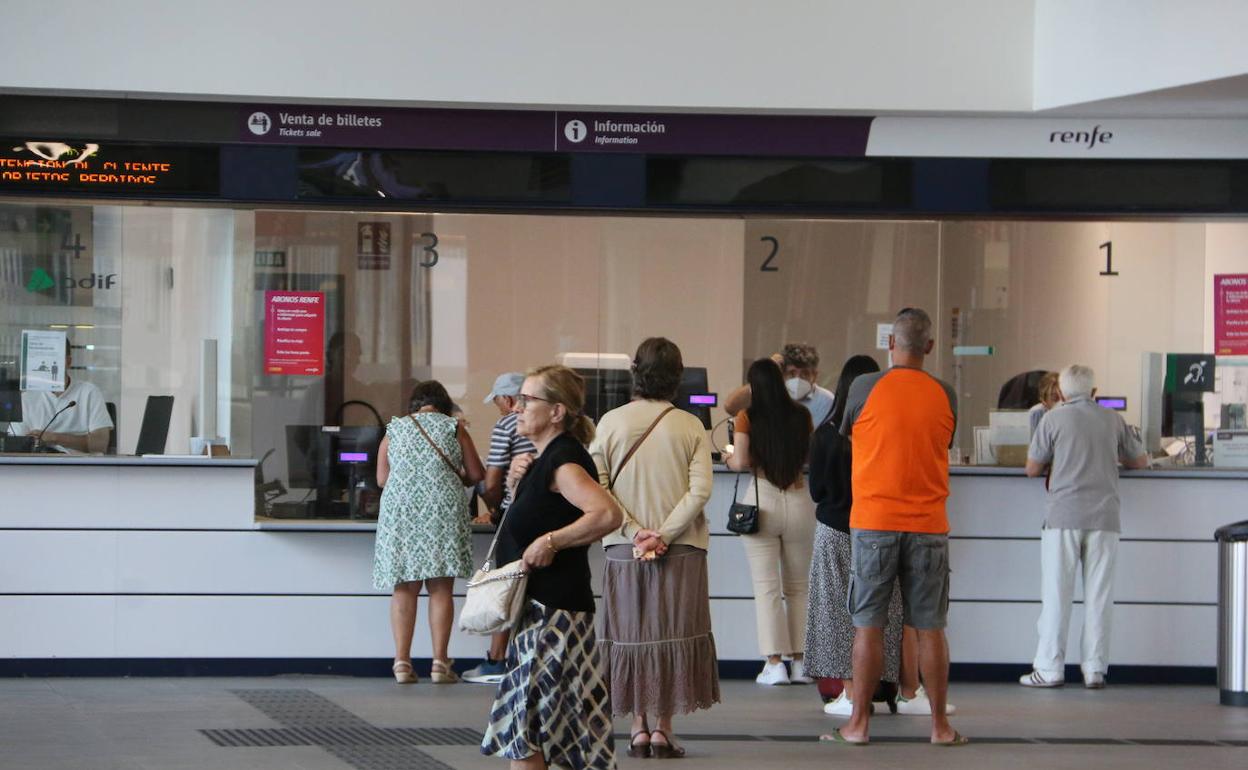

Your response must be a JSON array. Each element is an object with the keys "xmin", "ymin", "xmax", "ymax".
[
  {"xmin": 25, "ymin": 268, "xmax": 54, "ymax": 292},
  {"xmin": 248, "ymin": 112, "xmax": 272, "ymax": 136},
  {"xmin": 24, "ymin": 269, "xmax": 117, "ymax": 292},
  {"xmin": 563, "ymin": 120, "xmax": 588, "ymax": 143}
]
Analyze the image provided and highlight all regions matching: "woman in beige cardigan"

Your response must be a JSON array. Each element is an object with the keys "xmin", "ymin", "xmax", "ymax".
[{"xmin": 590, "ymin": 337, "xmax": 719, "ymax": 759}]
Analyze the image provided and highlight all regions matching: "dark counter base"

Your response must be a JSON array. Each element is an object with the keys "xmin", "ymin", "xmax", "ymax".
[{"xmin": 0, "ymin": 658, "xmax": 1218, "ymax": 685}]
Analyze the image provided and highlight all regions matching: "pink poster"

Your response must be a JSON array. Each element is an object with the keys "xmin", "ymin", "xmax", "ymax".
[
  {"xmin": 1215, "ymin": 274, "xmax": 1248, "ymax": 355},
  {"xmin": 264, "ymin": 291, "xmax": 326, "ymax": 375}
]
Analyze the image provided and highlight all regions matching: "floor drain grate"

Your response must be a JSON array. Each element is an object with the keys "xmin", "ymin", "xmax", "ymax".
[{"xmin": 201, "ymin": 726, "xmax": 483, "ymax": 748}]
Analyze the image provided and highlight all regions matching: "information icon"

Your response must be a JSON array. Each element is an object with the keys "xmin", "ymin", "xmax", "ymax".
[{"xmin": 563, "ymin": 120, "xmax": 587, "ymax": 143}]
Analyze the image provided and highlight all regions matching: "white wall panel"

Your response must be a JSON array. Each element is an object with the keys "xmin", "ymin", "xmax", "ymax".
[
  {"xmin": 0, "ymin": 596, "xmax": 117, "ymax": 657},
  {"xmin": 948, "ymin": 539, "xmax": 1217, "ymax": 604},
  {"xmin": 1, "ymin": 1, "xmax": 1034, "ymax": 114},
  {"xmin": 0, "ymin": 531, "xmax": 119, "ymax": 593},
  {"xmin": 946, "ymin": 602, "xmax": 1216, "ymax": 668}
]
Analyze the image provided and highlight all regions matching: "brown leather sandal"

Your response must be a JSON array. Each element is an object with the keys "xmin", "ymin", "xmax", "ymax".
[
  {"xmin": 627, "ymin": 729, "xmax": 651, "ymax": 759},
  {"xmin": 649, "ymin": 729, "xmax": 685, "ymax": 759}
]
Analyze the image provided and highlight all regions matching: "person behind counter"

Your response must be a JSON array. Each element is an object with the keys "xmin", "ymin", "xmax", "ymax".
[
  {"xmin": 724, "ymin": 357, "xmax": 816, "ymax": 686},
  {"xmin": 1028, "ymin": 371, "xmax": 1062, "ymax": 437},
  {"xmin": 17, "ymin": 339, "xmax": 112, "ymax": 453},
  {"xmin": 1019, "ymin": 365, "xmax": 1149, "ymax": 689},
  {"xmin": 480, "ymin": 365, "xmax": 622, "ymax": 770},
  {"xmin": 373, "ymin": 380, "xmax": 486, "ymax": 685},
  {"xmin": 723, "ymin": 342, "xmax": 835, "ymax": 428},
  {"xmin": 591, "ymin": 337, "xmax": 718, "ymax": 759}
]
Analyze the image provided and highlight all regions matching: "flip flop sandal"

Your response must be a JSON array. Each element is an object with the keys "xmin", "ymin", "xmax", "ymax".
[
  {"xmin": 627, "ymin": 730, "xmax": 651, "ymax": 759},
  {"xmin": 818, "ymin": 728, "xmax": 869, "ymax": 746},
  {"xmin": 649, "ymin": 729, "xmax": 686, "ymax": 759},
  {"xmin": 934, "ymin": 731, "xmax": 970, "ymax": 747}
]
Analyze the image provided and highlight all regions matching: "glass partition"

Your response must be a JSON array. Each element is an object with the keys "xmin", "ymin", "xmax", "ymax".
[{"xmin": 4, "ymin": 196, "xmax": 1248, "ymax": 521}]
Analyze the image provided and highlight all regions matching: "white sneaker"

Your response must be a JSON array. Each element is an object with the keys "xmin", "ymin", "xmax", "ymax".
[
  {"xmin": 895, "ymin": 685, "xmax": 958, "ymax": 715},
  {"xmin": 755, "ymin": 660, "xmax": 790, "ymax": 686},
  {"xmin": 1084, "ymin": 672, "xmax": 1105, "ymax": 689},
  {"xmin": 1019, "ymin": 670, "xmax": 1065, "ymax": 688},
  {"xmin": 822, "ymin": 692, "xmax": 854, "ymax": 716},
  {"xmin": 789, "ymin": 659, "xmax": 814, "ymax": 684}
]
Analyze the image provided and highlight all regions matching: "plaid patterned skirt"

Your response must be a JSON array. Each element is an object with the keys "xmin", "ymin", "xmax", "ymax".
[{"xmin": 480, "ymin": 599, "xmax": 615, "ymax": 770}]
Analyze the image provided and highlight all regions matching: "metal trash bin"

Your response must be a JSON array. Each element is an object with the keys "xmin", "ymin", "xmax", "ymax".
[{"xmin": 1217, "ymin": 520, "xmax": 1248, "ymax": 706}]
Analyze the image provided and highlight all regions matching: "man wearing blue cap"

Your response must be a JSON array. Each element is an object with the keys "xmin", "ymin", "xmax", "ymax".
[{"xmin": 462, "ymin": 372, "xmax": 537, "ymax": 684}]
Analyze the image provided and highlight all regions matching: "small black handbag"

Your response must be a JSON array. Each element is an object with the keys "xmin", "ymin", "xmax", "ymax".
[{"xmin": 726, "ymin": 470, "xmax": 761, "ymax": 535}]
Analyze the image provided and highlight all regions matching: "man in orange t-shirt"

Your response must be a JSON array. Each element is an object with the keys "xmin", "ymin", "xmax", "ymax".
[{"xmin": 828, "ymin": 308, "xmax": 965, "ymax": 747}]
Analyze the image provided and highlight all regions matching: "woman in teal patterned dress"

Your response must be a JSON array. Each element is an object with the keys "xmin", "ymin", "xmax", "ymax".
[{"xmin": 375, "ymin": 380, "xmax": 485, "ymax": 684}]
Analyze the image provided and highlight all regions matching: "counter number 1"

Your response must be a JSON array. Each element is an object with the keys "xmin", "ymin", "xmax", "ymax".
[{"xmin": 1099, "ymin": 241, "xmax": 1118, "ymax": 276}]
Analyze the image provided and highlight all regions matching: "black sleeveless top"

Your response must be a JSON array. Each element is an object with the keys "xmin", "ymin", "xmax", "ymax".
[{"xmin": 496, "ymin": 432, "xmax": 596, "ymax": 613}]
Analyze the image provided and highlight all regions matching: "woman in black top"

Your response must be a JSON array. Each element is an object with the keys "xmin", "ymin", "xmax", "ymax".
[
  {"xmin": 803, "ymin": 355, "xmax": 907, "ymax": 716},
  {"xmin": 480, "ymin": 365, "xmax": 622, "ymax": 770}
]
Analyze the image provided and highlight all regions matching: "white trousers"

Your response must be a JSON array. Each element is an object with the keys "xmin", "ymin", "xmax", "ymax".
[
  {"xmin": 1033, "ymin": 528, "xmax": 1119, "ymax": 679},
  {"xmin": 740, "ymin": 478, "xmax": 816, "ymax": 657}
]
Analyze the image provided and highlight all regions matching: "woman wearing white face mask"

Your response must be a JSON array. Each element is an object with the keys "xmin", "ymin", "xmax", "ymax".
[{"xmin": 725, "ymin": 343, "xmax": 835, "ymax": 428}]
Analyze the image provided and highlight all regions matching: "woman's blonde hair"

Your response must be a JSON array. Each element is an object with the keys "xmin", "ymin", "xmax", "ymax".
[
  {"xmin": 1038, "ymin": 371, "xmax": 1062, "ymax": 406},
  {"xmin": 528, "ymin": 364, "xmax": 595, "ymax": 445}
]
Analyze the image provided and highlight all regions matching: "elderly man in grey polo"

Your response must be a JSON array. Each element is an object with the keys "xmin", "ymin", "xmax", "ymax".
[{"xmin": 1019, "ymin": 365, "xmax": 1149, "ymax": 689}]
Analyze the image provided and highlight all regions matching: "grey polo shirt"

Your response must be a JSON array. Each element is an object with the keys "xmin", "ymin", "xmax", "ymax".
[{"xmin": 1027, "ymin": 396, "xmax": 1146, "ymax": 532}]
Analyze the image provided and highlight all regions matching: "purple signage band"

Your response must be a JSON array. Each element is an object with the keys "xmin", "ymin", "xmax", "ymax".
[
  {"xmin": 242, "ymin": 105, "xmax": 552, "ymax": 152},
  {"xmin": 688, "ymin": 394, "xmax": 718, "ymax": 406},
  {"xmin": 338, "ymin": 452, "xmax": 368, "ymax": 463},
  {"xmin": 555, "ymin": 113, "xmax": 872, "ymax": 156},
  {"xmin": 240, "ymin": 105, "xmax": 873, "ymax": 157}
]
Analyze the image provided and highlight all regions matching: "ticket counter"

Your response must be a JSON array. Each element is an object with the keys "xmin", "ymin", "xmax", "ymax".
[{"xmin": 1, "ymin": 455, "xmax": 1238, "ymax": 678}]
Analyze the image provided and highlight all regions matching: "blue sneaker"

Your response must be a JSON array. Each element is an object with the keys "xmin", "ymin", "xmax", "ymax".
[{"xmin": 462, "ymin": 656, "xmax": 507, "ymax": 684}]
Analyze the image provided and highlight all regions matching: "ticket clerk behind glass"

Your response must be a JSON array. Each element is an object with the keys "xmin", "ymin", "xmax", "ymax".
[{"xmin": 15, "ymin": 340, "xmax": 113, "ymax": 454}]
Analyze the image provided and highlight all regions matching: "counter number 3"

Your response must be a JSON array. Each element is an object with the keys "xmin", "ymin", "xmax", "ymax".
[
  {"xmin": 416, "ymin": 232, "xmax": 439, "ymax": 267},
  {"xmin": 760, "ymin": 236, "xmax": 779, "ymax": 272}
]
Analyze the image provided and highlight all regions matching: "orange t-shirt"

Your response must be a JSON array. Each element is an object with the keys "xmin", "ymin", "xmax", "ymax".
[{"xmin": 840, "ymin": 367, "xmax": 957, "ymax": 534}]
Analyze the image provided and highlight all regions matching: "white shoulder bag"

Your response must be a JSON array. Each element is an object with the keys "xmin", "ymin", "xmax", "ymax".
[{"xmin": 459, "ymin": 504, "xmax": 529, "ymax": 635}]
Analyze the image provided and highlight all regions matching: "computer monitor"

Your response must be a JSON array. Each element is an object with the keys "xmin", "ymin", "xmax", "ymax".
[
  {"xmin": 134, "ymin": 396, "xmax": 174, "ymax": 455},
  {"xmin": 576, "ymin": 368, "xmax": 632, "ymax": 423},
  {"xmin": 0, "ymin": 381, "xmax": 20, "ymax": 424},
  {"xmin": 674, "ymin": 367, "xmax": 713, "ymax": 428},
  {"xmin": 285, "ymin": 424, "xmax": 329, "ymax": 489},
  {"xmin": 329, "ymin": 426, "xmax": 384, "ymax": 489}
]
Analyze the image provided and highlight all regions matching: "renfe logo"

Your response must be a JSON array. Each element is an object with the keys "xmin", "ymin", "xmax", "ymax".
[{"xmin": 1049, "ymin": 125, "xmax": 1113, "ymax": 149}]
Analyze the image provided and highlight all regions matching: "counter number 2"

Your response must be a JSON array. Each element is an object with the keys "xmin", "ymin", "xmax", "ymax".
[
  {"xmin": 760, "ymin": 236, "xmax": 779, "ymax": 272},
  {"xmin": 416, "ymin": 232, "xmax": 439, "ymax": 267}
]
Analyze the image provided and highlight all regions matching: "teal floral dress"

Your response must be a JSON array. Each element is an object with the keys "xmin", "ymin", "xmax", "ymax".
[{"xmin": 372, "ymin": 413, "xmax": 473, "ymax": 589}]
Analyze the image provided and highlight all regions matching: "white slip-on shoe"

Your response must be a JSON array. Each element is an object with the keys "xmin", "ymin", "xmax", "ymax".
[
  {"xmin": 789, "ymin": 659, "xmax": 814, "ymax": 684},
  {"xmin": 1084, "ymin": 672, "xmax": 1105, "ymax": 689},
  {"xmin": 755, "ymin": 660, "xmax": 791, "ymax": 686},
  {"xmin": 895, "ymin": 685, "xmax": 958, "ymax": 715},
  {"xmin": 1019, "ymin": 670, "xmax": 1065, "ymax": 688},
  {"xmin": 822, "ymin": 691, "xmax": 854, "ymax": 716}
]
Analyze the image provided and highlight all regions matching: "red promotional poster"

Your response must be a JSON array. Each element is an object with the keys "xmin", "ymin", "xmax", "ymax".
[
  {"xmin": 1214, "ymin": 274, "xmax": 1248, "ymax": 355},
  {"xmin": 264, "ymin": 291, "xmax": 326, "ymax": 375}
]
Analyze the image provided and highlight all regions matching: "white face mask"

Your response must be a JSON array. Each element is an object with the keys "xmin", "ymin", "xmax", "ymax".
[{"xmin": 786, "ymin": 377, "xmax": 814, "ymax": 401}]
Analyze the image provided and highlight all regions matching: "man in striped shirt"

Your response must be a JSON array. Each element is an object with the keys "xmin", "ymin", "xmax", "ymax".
[{"xmin": 463, "ymin": 372, "xmax": 536, "ymax": 684}]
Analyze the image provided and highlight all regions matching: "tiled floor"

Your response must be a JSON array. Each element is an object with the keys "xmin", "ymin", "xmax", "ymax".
[{"xmin": 1, "ymin": 676, "xmax": 1246, "ymax": 769}]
